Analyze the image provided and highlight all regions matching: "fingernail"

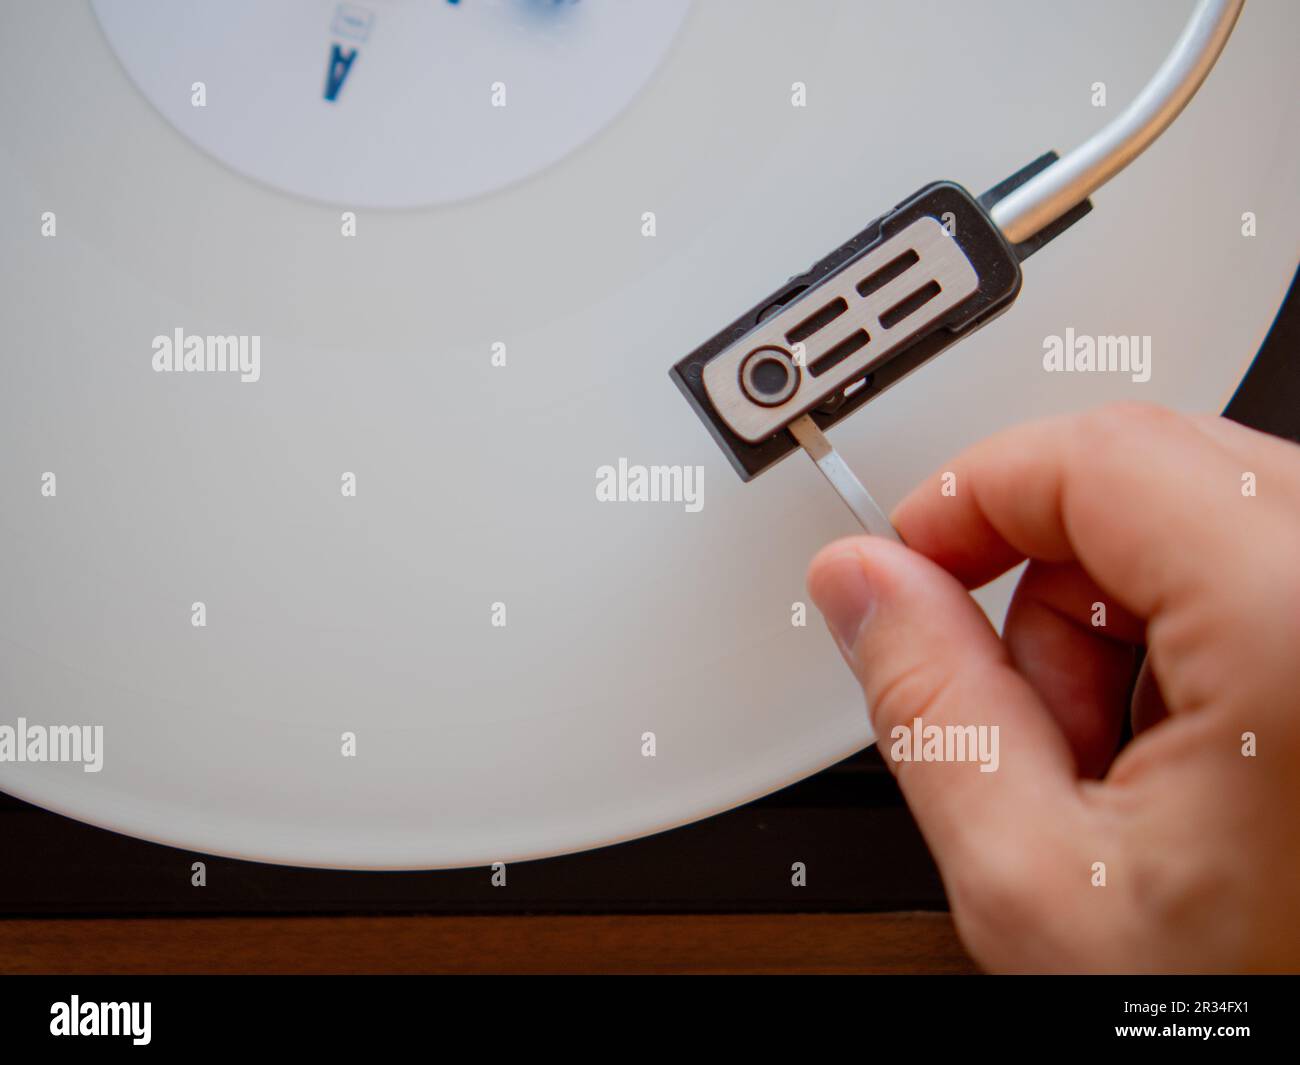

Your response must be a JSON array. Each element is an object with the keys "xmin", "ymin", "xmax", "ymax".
[{"xmin": 810, "ymin": 550, "xmax": 876, "ymax": 661}]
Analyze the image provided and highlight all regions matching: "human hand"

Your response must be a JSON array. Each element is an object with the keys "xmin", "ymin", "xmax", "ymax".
[{"xmin": 807, "ymin": 403, "xmax": 1300, "ymax": 972}]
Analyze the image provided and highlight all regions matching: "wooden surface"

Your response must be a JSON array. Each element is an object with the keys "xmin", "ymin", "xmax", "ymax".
[{"xmin": 0, "ymin": 912, "xmax": 975, "ymax": 974}]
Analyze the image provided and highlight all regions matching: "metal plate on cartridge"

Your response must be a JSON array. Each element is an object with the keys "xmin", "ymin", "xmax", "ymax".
[{"xmin": 703, "ymin": 216, "xmax": 979, "ymax": 443}]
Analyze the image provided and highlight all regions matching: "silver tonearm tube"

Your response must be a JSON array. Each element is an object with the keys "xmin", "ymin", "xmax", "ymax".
[{"xmin": 992, "ymin": 0, "xmax": 1245, "ymax": 244}]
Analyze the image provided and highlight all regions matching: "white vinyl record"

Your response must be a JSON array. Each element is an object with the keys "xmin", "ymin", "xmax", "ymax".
[
  {"xmin": 91, "ymin": 0, "xmax": 693, "ymax": 207},
  {"xmin": 1, "ymin": 0, "xmax": 1297, "ymax": 869}
]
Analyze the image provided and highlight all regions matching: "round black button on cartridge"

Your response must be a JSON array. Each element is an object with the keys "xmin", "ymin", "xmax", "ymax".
[{"xmin": 740, "ymin": 346, "xmax": 800, "ymax": 406}]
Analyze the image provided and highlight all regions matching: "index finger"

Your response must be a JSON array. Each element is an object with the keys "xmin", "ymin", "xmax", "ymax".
[{"xmin": 892, "ymin": 403, "xmax": 1252, "ymax": 624}]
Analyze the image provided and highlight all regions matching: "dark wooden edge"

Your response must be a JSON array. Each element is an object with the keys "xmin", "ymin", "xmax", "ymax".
[{"xmin": 0, "ymin": 912, "xmax": 975, "ymax": 975}]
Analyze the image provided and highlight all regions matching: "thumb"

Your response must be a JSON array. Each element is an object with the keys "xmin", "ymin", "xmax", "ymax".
[{"xmin": 807, "ymin": 536, "xmax": 1079, "ymax": 865}]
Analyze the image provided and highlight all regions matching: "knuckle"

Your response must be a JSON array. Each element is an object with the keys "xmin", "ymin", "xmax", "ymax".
[
  {"xmin": 947, "ymin": 844, "xmax": 1052, "ymax": 944},
  {"xmin": 1128, "ymin": 838, "xmax": 1230, "ymax": 940},
  {"xmin": 866, "ymin": 657, "xmax": 958, "ymax": 735}
]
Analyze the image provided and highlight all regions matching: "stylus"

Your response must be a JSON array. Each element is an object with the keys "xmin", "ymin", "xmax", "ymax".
[{"xmin": 788, "ymin": 415, "xmax": 901, "ymax": 540}]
